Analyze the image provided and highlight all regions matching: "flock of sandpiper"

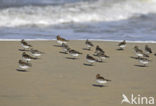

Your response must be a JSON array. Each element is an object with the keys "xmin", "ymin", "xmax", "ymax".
[
  {"xmin": 56, "ymin": 35, "xmax": 156, "ymax": 87},
  {"xmin": 16, "ymin": 36, "xmax": 156, "ymax": 87},
  {"xmin": 17, "ymin": 39, "xmax": 44, "ymax": 72}
]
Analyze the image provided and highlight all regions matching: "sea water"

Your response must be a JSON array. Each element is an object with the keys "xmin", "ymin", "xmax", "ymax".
[{"xmin": 0, "ymin": 0, "xmax": 156, "ymax": 42}]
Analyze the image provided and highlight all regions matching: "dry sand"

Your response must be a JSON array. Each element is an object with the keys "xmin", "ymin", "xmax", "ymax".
[{"xmin": 0, "ymin": 40, "xmax": 156, "ymax": 106}]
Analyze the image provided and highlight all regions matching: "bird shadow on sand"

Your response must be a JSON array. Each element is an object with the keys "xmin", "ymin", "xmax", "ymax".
[
  {"xmin": 92, "ymin": 84, "xmax": 107, "ymax": 88},
  {"xmin": 83, "ymin": 63, "xmax": 94, "ymax": 66},
  {"xmin": 18, "ymin": 49, "xmax": 30, "ymax": 51},
  {"xmin": 65, "ymin": 57, "xmax": 78, "ymax": 60},
  {"xmin": 59, "ymin": 51, "xmax": 68, "ymax": 54},
  {"xmin": 97, "ymin": 61, "xmax": 106, "ymax": 63},
  {"xmin": 130, "ymin": 56, "xmax": 139, "ymax": 60},
  {"xmin": 134, "ymin": 64, "xmax": 148, "ymax": 67},
  {"xmin": 82, "ymin": 48, "xmax": 91, "ymax": 51},
  {"xmin": 16, "ymin": 69, "xmax": 28, "ymax": 72},
  {"xmin": 53, "ymin": 45, "xmax": 62, "ymax": 47},
  {"xmin": 116, "ymin": 48, "xmax": 124, "ymax": 51},
  {"xmin": 33, "ymin": 57, "xmax": 40, "ymax": 60}
]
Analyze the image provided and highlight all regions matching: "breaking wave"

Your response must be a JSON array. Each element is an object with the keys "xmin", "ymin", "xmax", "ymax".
[{"xmin": 0, "ymin": 0, "xmax": 156, "ymax": 27}]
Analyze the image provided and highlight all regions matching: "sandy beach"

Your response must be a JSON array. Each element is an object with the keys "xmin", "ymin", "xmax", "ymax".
[{"xmin": 0, "ymin": 40, "xmax": 156, "ymax": 106}]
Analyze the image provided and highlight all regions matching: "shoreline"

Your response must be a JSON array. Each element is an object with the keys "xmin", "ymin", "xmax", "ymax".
[{"xmin": 0, "ymin": 39, "xmax": 156, "ymax": 43}]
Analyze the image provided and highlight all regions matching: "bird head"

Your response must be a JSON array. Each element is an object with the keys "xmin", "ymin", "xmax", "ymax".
[
  {"xmin": 86, "ymin": 54, "xmax": 90, "ymax": 57},
  {"xmin": 134, "ymin": 46, "xmax": 138, "ymax": 50},
  {"xmin": 96, "ymin": 74, "xmax": 100, "ymax": 78},
  {"xmin": 56, "ymin": 35, "xmax": 60, "ymax": 39},
  {"xmin": 145, "ymin": 45, "xmax": 148, "ymax": 48},
  {"xmin": 21, "ymin": 39, "xmax": 24, "ymax": 42},
  {"xmin": 22, "ymin": 52, "xmax": 26, "ymax": 55}
]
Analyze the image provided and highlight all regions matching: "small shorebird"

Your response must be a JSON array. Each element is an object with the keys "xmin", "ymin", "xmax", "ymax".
[
  {"xmin": 138, "ymin": 57, "xmax": 150, "ymax": 67},
  {"xmin": 56, "ymin": 35, "xmax": 69, "ymax": 45},
  {"xmin": 62, "ymin": 43, "xmax": 70, "ymax": 54},
  {"xmin": 145, "ymin": 45, "xmax": 152, "ymax": 54},
  {"xmin": 94, "ymin": 45, "xmax": 104, "ymax": 55},
  {"xmin": 85, "ymin": 39, "xmax": 94, "ymax": 50},
  {"xmin": 18, "ymin": 60, "xmax": 32, "ymax": 70},
  {"xmin": 30, "ymin": 48, "xmax": 44, "ymax": 57},
  {"xmin": 96, "ymin": 74, "xmax": 111, "ymax": 86},
  {"xmin": 68, "ymin": 49, "xmax": 82, "ymax": 59},
  {"xmin": 22, "ymin": 52, "xmax": 36, "ymax": 62},
  {"xmin": 86, "ymin": 54, "xmax": 97, "ymax": 65},
  {"xmin": 21, "ymin": 39, "xmax": 32, "ymax": 50},
  {"xmin": 118, "ymin": 40, "xmax": 126, "ymax": 50},
  {"xmin": 96, "ymin": 52, "xmax": 109, "ymax": 62},
  {"xmin": 134, "ymin": 46, "xmax": 149, "ymax": 58}
]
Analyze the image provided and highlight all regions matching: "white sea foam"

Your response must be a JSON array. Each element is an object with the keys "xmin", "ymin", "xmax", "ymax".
[{"xmin": 0, "ymin": 0, "xmax": 156, "ymax": 27}]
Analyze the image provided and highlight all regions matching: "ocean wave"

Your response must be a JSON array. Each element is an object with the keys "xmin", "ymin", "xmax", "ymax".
[{"xmin": 0, "ymin": 0, "xmax": 156, "ymax": 27}]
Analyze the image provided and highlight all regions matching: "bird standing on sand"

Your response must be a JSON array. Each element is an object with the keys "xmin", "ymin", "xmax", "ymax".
[
  {"xmin": 138, "ymin": 57, "xmax": 150, "ymax": 67},
  {"xmin": 68, "ymin": 48, "xmax": 82, "ymax": 59},
  {"xmin": 30, "ymin": 48, "xmax": 44, "ymax": 57},
  {"xmin": 94, "ymin": 45, "xmax": 104, "ymax": 55},
  {"xmin": 18, "ymin": 60, "xmax": 32, "ymax": 70},
  {"xmin": 134, "ymin": 46, "xmax": 149, "ymax": 58},
  {"xmin": 85, "ymin": 39, "xmax": 94, "ymax": 50},
  {"xmin": 145, "ymin": 45, "xmax": 152, "ymax": 54},
  {"xmin": 96, "ymin": 52, "xmax": 109, "ymax": 62},
  {"xmin": 86, "ymin": 54, "xmax": 97, "ymax": 65},
  {"xmin": 56, "ymin": 35, "xmax": 69, "ymax": 45},
  {"xmin": 62, "ymin": 43, "xmax": 70, "ymax": 54},
  {"xmin": 21, "ymin": 39, "xmax": 32, "ymax": 50},
  {"xmin": 118, "ymin": 40, "xmax": 126, "ymax": 50},
  {"xmin": 22, "ymin": 52, "xmax": 37, "ymax": 62},
  {"xmin": 96, "ymin": 74, "xmax": 111, "ymax": 86}
]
